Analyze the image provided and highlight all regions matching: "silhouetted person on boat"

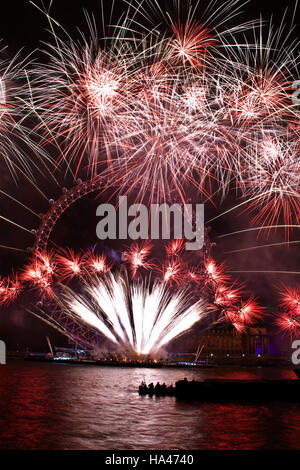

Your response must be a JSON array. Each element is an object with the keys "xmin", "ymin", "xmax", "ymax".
[{"xmin": 139, "ymin": 381, "xmax": 147, "ymax": 395}]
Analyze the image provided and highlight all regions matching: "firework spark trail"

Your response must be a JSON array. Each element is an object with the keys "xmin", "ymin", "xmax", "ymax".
[
  {"xmin": 217, "ymin": 226, "xmax": 300, "ymax": 239},
  {"xmin": 224, "ymin": 240, "xmax": 300, "ymax": 255},
  {"xmin": 0, "ymin": 44, "xmax": 56, "ymax": 180}
]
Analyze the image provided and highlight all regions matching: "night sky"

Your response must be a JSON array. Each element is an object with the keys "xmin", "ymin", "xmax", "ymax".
[{"xmin": 0, "ymin": 0, "xmax": 299, "ymax": 352}]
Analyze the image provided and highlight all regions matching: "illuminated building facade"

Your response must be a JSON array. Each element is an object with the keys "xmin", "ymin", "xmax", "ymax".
[{"xmin": 201, "ymin": 327, "xmax": 269, "ymax": 363}]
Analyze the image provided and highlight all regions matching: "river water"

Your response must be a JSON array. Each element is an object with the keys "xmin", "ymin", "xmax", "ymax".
[{"xmin": 0, "ymin": 360, "xmax": 300, "ymax": 450}]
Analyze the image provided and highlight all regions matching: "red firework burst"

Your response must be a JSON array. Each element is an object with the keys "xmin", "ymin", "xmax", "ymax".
[
  {"xmin": 165, "ymin": 239, "xmax": 185, "ymax": 258},
  {"xmin": 83, "ymin": 250, "xmax": 113, "ymax": 275},
  {"xmin": 214, "ymin": 283, "xmax": 244, "ymax": 307},
  {"xmin": 122, "ymin": 241, "xmax": 153, "ymax": 278},
  {"xmin": 276, "ymin": 285, "xmax": 300, "ymax": 336},
  {"xmin": 279, "ymin": 286, "xmax": 300, "ymax": 314},
  {"xmin": 21, "ymin": 253, "xmax": 54, "ymax": 296},
  {"xmin": 224, "ymin": 297, "xmax": 265, "ymax": 332},
  {"xmin": 0, "ymin": 274, "xmax": 22, "ymax": 305},
  {"xmin": 204, "ymin": 258, "xmax": 229, "ymax": 286},
  {"xmin": 169, "ymin": 20, "xmax": 216, "ymax": 67},
  {"xmin": 56, "ymin": 249, "xmax": 83, "ymax": 280},
  {"xmin": 162, "ymin": 260, "xmax": 184, "ymax": 285}
]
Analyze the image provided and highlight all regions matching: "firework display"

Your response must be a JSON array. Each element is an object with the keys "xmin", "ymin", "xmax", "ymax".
[
  {"xmin": 25, "ymin": 0, "xmax": 300, "ymax": 219},
  {"xmin": 0, "ymin": 0, "xmax": 299, "ymax": 350},
  {"xmin": 50, "ymin": 272, "xmax": 208, "ymax": 355},
  {"xmin": 0, "ymin": 45, "xmax": 51, "ymax": 179},
  {"xmin": 0, "ymin": 239, "xmax": 266, "ymax": 352}
]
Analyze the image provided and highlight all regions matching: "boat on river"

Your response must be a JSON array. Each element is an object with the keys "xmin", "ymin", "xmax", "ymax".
[{"xmin": 139, "ymin": 376, "xmax": 300, "ymax": 401}]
